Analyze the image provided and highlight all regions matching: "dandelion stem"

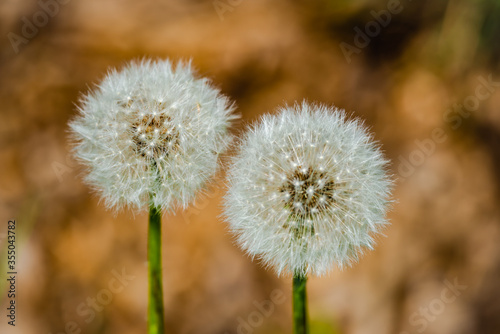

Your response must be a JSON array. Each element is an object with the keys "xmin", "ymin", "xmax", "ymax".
[
  {"xmin": 292, "ymin": 274, "xmax": 308, "ymax": 334},
  {"xmin": 148, "ymin": 202, "xmax": 164, "ymax": 334}
]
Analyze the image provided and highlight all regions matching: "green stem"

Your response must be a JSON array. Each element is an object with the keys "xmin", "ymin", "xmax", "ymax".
[
  {"xmin": 292, "ymin": 274, "xmax": 308, "ymax": 334},
  {"xmin": 148, "ymin": 203, "xmax": 165, "ymax": 334}
]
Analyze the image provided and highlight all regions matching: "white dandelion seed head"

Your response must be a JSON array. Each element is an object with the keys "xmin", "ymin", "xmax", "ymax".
[
  {"xmin": 70, "ymin": 59, "xmax": 237, "ymax": 212},
  {"xmin": 223, "ymin": 102, "xmax": 392, "ymax": 277}
]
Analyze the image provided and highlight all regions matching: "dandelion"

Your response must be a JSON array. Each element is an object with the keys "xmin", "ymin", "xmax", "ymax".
[
  {"xmin": 70, "ymin": 59, "xmax": 236, "ymax": 334},
  {"xmin": 223, "ymin": 102, "xmax": 392, "ymax": 334},
  {"xmin": 70, "ymin": 59, "xmax": 236, "ymax": 212}
]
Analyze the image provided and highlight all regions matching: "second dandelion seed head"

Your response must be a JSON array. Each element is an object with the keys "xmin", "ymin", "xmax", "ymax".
[{"xmin": 224, "ymin": 102, "xmax": 392, "ymax": 276}]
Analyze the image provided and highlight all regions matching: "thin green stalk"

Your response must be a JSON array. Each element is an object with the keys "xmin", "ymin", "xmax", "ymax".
[
  {"xmin": 148, "ymin": 203, "xmax": 164, "ymax": 334},
  {"xmin": 293, "ymin": 274, "xmax": 308, "ymax": 334}
]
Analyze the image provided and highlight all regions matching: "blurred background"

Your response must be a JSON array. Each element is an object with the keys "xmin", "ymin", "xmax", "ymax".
[{"xmin": 1, "ymin": 0, "xmax": 500, "ymax": 333}]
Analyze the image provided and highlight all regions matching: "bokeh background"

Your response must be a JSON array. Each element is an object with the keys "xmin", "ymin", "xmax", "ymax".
[{"xmin": 1, "ymin": 0, "xmax": 500, "ymax": 333}]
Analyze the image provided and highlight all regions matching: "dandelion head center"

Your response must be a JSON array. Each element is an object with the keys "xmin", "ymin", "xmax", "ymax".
[
  {"xmin": 280, "ymin": 167, "xmax": 335, "ymax": 219},
  {"xmin": 124, "ymin": 98, "xmax": 180, "ymax": 159}
]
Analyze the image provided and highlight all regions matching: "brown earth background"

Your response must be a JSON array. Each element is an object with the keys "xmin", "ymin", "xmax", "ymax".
[{"xmin": 1, "ymin": 0, "xmax": 500, "ymax": 333}]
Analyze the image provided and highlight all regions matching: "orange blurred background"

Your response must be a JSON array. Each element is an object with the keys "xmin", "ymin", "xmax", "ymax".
[{"xmin": 1, "ymin": 0, "xmax": 500, "ymax": 333}]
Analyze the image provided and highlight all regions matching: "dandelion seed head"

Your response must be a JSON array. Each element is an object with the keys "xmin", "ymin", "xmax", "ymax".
[
  {"xmin": 223, "ymin": 102, "xmax": 392, "ymax": 276},
  {"xmin": 70, "ymin": 59, "xmax": 237, "ymax": 211}
]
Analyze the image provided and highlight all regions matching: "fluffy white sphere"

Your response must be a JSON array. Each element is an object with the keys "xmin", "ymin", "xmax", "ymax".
[
  {"xmin": 223, "ymin": 103, "xmax": 392, "ymax": 276},
  {"xmin": 70, "ymin": 59, "xmax": 236, "ymax": 211}
]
